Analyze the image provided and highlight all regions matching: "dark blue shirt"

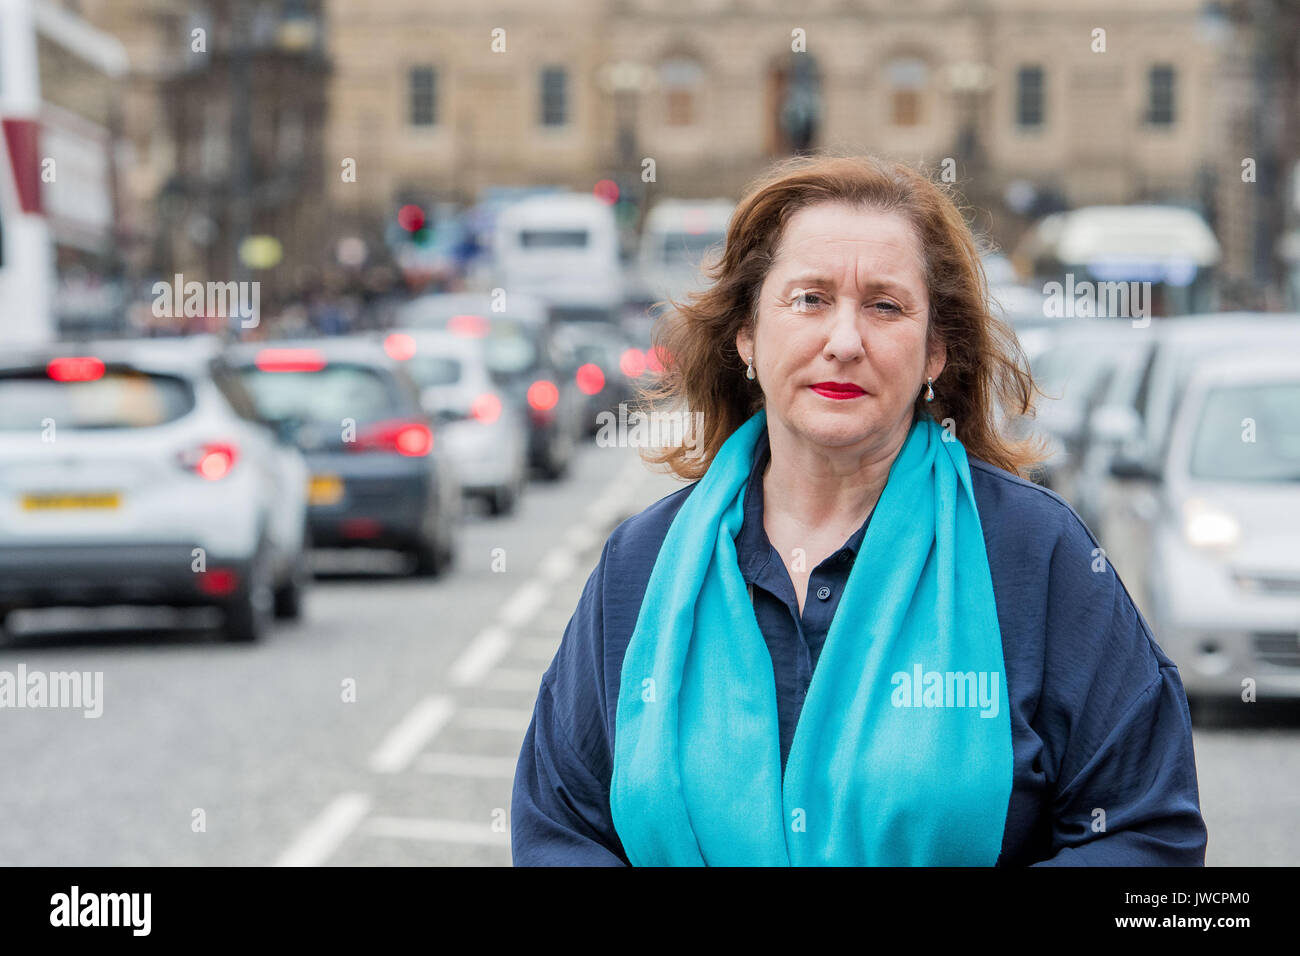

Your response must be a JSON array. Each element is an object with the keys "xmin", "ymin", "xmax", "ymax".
[{"xmin": 511, "ymin": 426, "xmax": 1208, "ymax": 865}]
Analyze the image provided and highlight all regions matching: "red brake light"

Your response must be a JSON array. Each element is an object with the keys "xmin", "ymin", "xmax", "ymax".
[
  {"xmin": 645, "ymin": 347, "xmax": 665, "ymax": 374},
  {"xmin": 470, "ymin": 392, "xmax": 503, "ymax": 424},
  {"xmin": 179, "ymin": 442, "xmax": 239, "ymax": 480},
  {"xmin": 351, "ymin": 420, "xmax": 433, "ymax": 457},
  {"xmin": 448, "ymin": 314, "xmax": 489, "ymax": 338},
  {"xmin": 197, "ymin": 568, "xmax": 240, "ymax": 596},
  {"xmin": 384, "ymin": 333, "xmax": 417, "ymax": 361},
  {"xmin": 575, "ymin": 363, "xmax": 605, "ymax": 396},
  {"xmin": 527, "ymin": 380, "xmax": 559, "ymax": 412},
  {"xmin": 619, "ymin": 348, "xmax": 646, "ymax": 378},
  {"xmin": 255, "ymin": 348, "xmax": 326, "ymax": 372},
  {"xmin": 46, "ymin": 357, "xmax": 105, "ymax": 382}
]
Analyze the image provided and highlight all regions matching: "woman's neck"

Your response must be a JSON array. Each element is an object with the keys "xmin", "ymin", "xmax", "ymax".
[{"xmin": 762, "ymin": 414, "xmax": 912, "ymax": 534}]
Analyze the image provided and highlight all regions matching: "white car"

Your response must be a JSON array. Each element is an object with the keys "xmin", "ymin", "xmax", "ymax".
[
  {"xmin": 1134, "ymin": 352, "xmax": 1300, "ymax": 704},
  {"xmin": 0, "ymin": 335, "xmax": 310, "ymax": 642},
  {"xmin": 383, "ymin": 329, "xmax": 529, "ymax": 516}
]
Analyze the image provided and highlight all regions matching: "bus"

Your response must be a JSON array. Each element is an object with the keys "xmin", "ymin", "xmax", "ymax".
[{"xmin": 0, "ymin": 0, "xmax": 54, "ymax": 343}]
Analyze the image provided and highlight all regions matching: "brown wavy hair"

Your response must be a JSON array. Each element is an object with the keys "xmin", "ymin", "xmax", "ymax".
[{"xmin": 635, "ymin": 153, "xmax": 1047, "ymax": 481}]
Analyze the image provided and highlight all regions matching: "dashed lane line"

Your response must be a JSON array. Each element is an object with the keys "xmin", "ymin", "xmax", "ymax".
[{"xmin": 273, "ymin": 792, "xmax": 372, "ymax": 867}]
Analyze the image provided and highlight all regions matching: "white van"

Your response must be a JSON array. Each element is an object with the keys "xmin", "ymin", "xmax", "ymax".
[
  {"xmin": 493, "ymin": 192, "xmax": 623, "ymax": 318},
  {"xmin": 634, "ymin": 198, "xmax": 735, "ymax": 311}
]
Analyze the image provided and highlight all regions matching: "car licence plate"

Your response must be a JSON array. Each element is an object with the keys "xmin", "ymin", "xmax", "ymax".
[
  {"xmin": 22, "ymin": 492, "xmax": 122, "ymax": 510},
  {"xmin": 308, "ymin": 474, "xmax": 344, "ymax": 506}
]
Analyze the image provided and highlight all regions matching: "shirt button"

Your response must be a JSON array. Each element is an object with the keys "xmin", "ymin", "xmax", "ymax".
[{"xmin": 816, "ymin": 585, "xmax": 831, "ymax": 600}]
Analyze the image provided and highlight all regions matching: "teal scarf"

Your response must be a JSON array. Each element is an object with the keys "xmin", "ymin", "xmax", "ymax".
[{"xmin": 610, "ymin": 408, "xmax": 1013, "ymax": 865}]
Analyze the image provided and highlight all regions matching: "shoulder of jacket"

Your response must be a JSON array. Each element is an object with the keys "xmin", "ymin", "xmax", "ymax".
[
  {"xmin": 603, "ymin": 477, "xmax": 699, "ymax": 565},
  {"xmin": 967, "ymin": 456, "xmax": 1102, "ymax": 552}
]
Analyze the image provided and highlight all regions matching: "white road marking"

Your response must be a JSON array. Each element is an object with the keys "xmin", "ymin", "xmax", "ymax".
[
  {"xmin": 498, "ymin": 580, "xmax": 551, "ymax": 629},
  {"xmin": 448, "ymin": 625, "xmax": 513, "ymax": 686},
  {"xmin": 458, "ymin": 706, "xmax": 535, "ymax": 731},
  {"xmin": 368, "ymin": 695, "xmax": 455, "ymax": 773},
  {"xmin": 362, "ymin": 816, "xmax": 510, "ymax": 846},
  {"xmin": 274, "ymin": 792, "xmax": 372, "ymax": 867},
  {"xmin": 414, "ymin": 752, "xmax": 520, "ymax": 778}
]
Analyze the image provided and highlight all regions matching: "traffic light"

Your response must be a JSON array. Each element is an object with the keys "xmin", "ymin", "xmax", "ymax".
[{"xmin": 397, "ymin": 204, "xmax": 434, "ymax": 247}]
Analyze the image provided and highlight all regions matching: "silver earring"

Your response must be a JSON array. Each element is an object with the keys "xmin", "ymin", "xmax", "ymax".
[
  {"xmin": 746, "ymin": 356, "xmax": 756, "ymax": 381},
  {"xmin": 924, "ymin": 377, "xmax": 934, "ymax": 402}
]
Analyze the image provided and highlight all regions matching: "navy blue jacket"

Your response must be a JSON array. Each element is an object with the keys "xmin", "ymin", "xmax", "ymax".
[{"xmin": 511, "ymin": 426, "xmax": 1208, "ymax": 865}]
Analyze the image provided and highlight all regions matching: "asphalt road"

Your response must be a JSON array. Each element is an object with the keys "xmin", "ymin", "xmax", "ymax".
[{"xmin": 0, "ymin": 438, "xmax": 1294, "ymax": 866}]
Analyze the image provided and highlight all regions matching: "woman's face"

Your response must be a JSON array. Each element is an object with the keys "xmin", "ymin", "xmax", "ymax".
[{"xmin": 737, "ymin": 202, "xmax": 946, "ymax": 457}]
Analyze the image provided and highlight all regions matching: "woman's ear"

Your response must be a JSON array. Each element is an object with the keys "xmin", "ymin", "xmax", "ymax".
[
  {"xmin": 736, "ymin": 326, "xmax": 753, "ymax": 365},
  {"xmin": 927, "ymin": 338, "xmax": 947, "ymax": 383}
]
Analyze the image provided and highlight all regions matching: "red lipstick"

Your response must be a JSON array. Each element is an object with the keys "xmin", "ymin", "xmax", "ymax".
[{"xmin": 810, "ymin": 382, "xmax": 866, "ymax": 400}]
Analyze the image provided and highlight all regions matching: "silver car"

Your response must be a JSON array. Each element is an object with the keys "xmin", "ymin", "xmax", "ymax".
[
  {"xmin": 381, "ymin": 329, "xmax": 529, "ymax": 515},
  {"xmin": 1141, "ymin": 352, "xmax": 1300, "ymax": 704}
]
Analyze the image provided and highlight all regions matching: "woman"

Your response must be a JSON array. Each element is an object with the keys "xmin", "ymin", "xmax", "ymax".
[{"xmin": 511, "ymin": 155, "xmax": 1207, "ymax": 866}]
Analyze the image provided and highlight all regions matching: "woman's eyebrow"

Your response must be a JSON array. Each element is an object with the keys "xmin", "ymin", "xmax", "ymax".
[{"xmin": 780, "ymin": 273, "xmax": 916, "ymax": 296}]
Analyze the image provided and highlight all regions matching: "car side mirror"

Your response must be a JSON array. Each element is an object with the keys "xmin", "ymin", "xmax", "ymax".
[
  {"xmin": 1089, "ymin": 404, "xmax": 1142, "ymax": 446},
  {"xmin": 1109, "ymin": 448, "xmax": 1161, "ymax": 482}
]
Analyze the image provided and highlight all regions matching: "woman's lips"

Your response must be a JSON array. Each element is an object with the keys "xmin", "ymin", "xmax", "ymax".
[{"xmin": 809, "ymin": 382, "xmax": 866, "ymax": 400}]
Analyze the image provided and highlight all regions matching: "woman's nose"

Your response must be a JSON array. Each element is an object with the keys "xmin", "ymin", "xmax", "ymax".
[{"xmin": 823, "ymin": 300, "xmax": 866, "ymax": 361}]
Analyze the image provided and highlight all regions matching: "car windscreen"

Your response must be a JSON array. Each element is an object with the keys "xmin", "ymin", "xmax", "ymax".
[
  {"xmin": 658, "ymin": 230, "xmax": 724, "ymax": 264},
  {"xmin": 237, "ymin": 363, "xmax": 401, "ymax": 424},
  {"xmin": 405, "ymin": 355, "xmax": 463, "ymax": 387},
  {"xmin": 519, "ymin": 229, "xmax": 588, "ymax": 249},
  {"xmin": 0, "ymin": 368, "xmax": 195, "ymax": 430},
  {"xmin": 1188, "ymin": 382, "xmax": 1300, "ymax": 482}
]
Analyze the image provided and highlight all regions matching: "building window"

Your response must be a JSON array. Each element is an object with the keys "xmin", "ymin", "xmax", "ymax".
[
  {"xmin": 540, "ymin": 66, "xmax": 568, "ymax": 126},
  {"xmin": 1016, "ymin": 65, "xmax": 1045, "ymax": 129},
  {"xmin": 1147, "ymin": 64, "xmax": 1175, "ymax": 126},
  {"xmin": 409, "ymin": 66, "xmax": 437, "ymax": 127},
  {"xmin": 660, "ymin": 57, "xmax": 703, "ymax": 126},
  {"xmin": 886, "ymin": 57, "xmax": 928, "ymax": 127}
]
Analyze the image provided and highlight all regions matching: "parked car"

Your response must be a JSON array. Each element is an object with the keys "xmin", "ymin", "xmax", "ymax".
[
  {"xmin": 226, "ymin": 336, "xmax": 461, "ymax": 576},
  {"xmin": 549, "ymin": 320, "xmax": 639, "ymax": 435},
  {"xmin": 379, "ymin": 328, "xmax": 528, "ymax": 515},
  {"xmin": 1088, "ymin": 315, "xmax": 1300, "ymax": 599},
  {"xmin": 393, "ymin": 293, "xmax": 585, "ymax": 480},
  {"xmin": 1133, "ymin": 352, "xmax": 1300, "ymax": 705},
  {"xmin": 1016, "ymin": 320, "xmax": 1144, "ymax": 499},
  {"xmin": 0, "ymin": 336, "xmax": 310, "ymax": 642}
]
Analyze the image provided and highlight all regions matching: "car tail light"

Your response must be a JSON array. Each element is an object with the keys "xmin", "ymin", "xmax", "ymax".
[
  {"xmin": 255, "ymin": 348, "xmax": 326, "ymax": 372},
  {"xmin": 178, "ymin": 442, "xmax": 239, "ymax": 480},
  {"xmin": 46, "ymin": 356, "xmax": 105, "ymax": 382},
  {"xmin": 350, "ymin": 420, "xmax": 433, "ymax": 457},
  {"xmin": 448, "ymin": 314, "xmax": 489, "ymax": 338},
  {"xmin": 575, "ymin": 363, "xmax": 605, "ymax": 396},
  {"xmin": 384, "ymin": 333, "xmax": 417, "ymax": 361},
  {"xmin": 619, "ymin": 348, "xmax": 646, "ymax": 378},
  {"xmin": 2, "ymin": 118, "xmax": 43, "ymax": 215},
  {"xmin": 197, "ymin": 568, "xmax": 240, "ymax": 596},
  {"xmin": 470, "ymin": 392, "xmax": 503, "ymax": 424},
  {"xmin": 527, "ymin": 380, "xmax": 559, "ymax": 411},
  {"xmin": 645, "ymin": 347, "xmax": 666, "ymax": 374}
]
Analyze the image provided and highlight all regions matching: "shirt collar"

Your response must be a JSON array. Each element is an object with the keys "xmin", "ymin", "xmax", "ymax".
[{"xmin": 733, "ymin": 425, "xmax": 874, "ymax": 580}]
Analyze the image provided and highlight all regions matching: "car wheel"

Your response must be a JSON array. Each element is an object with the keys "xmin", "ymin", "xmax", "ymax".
[
  {"xmin": 488, "ymin": 482, "xmax": 517, "ymax": 516},
  {"xmin": 542, "ymin": 432, "xmax": 572, "ymax": 481},
  {"xmin": 273, "ymin": 529, "xmax": 311, "ymax": 619},
  {"xmin": 409, "ymin": 534, "xmax": 445, "ymax": 577},
  {"xmin": 224, "ymin": 546, "xmax": 275, "ymax": 643}
]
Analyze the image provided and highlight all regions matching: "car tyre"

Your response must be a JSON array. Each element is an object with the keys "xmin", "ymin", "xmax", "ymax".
[
  {"xmin": 273, "ymin": 528, "xmax": 311, "ymax": 619},
  {"xmin": 224, "ymin": 545, "xmax": 275, "ymax": 643}
]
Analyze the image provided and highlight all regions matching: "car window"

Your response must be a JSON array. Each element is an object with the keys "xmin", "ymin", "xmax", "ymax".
[
  {"xmin": 1188, "ymin": 382, "xmax": 1300, "ymax": 482},
  {"xmin": 406, "ymin": 355, "xmax": 463, "ymax": 387},
  {"xmin": 0, "ymin": 369, "xmax": 195, "ymax": 430},
  {"xmin": 237, "ymin": 363, "xmax": 400, "ymax": 425},
  {"xmin": 209, "ymin": 361, "xmax": 263, "ymax": 421}
]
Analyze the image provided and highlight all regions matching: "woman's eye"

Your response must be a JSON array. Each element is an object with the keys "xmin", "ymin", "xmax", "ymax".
[
  {"xmin": 791, "ymin": 291, "xmax": 826, "ymax": 311},
  {"xmin": 871, "ymin": 301, "xmax": 901, "ymax": 314}
]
